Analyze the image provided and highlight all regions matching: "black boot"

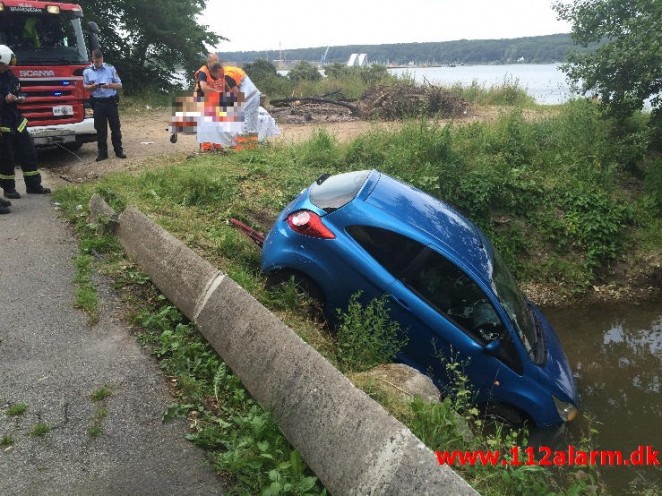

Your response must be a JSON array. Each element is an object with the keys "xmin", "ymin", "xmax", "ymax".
[
  {"xmin": 0, "ymin": 204, "xmax": 10, "ymax": 214},
  {"xmin": 4, "ymin": 189, "xmax": 20, "ymax": 199},
  {"xmin": 26, "ymin": 185, "xmax": 51, "ymax": 194},
  {"xmin": 0, "ymin": 197, "xmax": 10, "ymax": 207}
]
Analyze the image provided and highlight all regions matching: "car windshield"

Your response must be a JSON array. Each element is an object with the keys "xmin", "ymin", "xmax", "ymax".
[
  {"xmin": 491, "ymin": 250, "xmax": 540, "ymax": 362},
  {"xmin": 0, "ymin": 13, "xmax": 88, "ymax": 65}
]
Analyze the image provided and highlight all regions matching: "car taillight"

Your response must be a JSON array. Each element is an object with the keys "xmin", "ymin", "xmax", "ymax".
[{"xmin": 287, "ymin": 210, "xmax": 335, "ymax": 239}]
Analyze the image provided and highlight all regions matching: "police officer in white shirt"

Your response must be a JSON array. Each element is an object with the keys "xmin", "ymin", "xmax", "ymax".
[{"xmin": 83, "ymin": 49, "xmax": 126, "ymax": 162}]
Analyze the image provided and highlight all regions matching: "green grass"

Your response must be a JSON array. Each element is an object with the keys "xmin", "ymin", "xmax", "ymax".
[
  {"xmin": 121, "ymin": 91, "xmax": 173, "ymax": 112},
  {"xmin": 88, "ymin": 386, "xmax": 113, "ymax": 438},
  {"xmin": 30, "ymin": 423, "xmax": 52, "ymax": 437},
  {"xmin": 0, "ymin": 435, "xmax": 14, "ymax": 446},
  {"xmin": 88, "ymin": 406, "xmax": 109, "ymax": 439},
  {"xmin": 90, "ymin": 386, "xmax": 113, "ymax": 402},
  {"xmin": 6, "ymin": 403, "xmax": 28, "ymax": 416},
  {"xmin": 73, "ymin": 254, "xmax": 99, "ymax": 325}
]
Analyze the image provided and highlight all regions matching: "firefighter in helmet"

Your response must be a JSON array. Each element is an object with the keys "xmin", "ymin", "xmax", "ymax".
[{"xmin": 0, "ymin": 44, "xmax": 51, "ymax": 200}]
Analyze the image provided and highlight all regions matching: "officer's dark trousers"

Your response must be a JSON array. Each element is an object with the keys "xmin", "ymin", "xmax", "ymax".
[
  {"xmin": 0, "ymin": 128, "xmax": 42, "ymax": 192},
  {"xmin": 93, "ymin": 99, "xmax": 123, "ymax": 156}
]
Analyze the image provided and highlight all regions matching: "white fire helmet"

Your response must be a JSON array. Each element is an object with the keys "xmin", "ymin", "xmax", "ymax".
[{"xmin": 0, "ymin": 45, "xmax": 17, "ymax": 66}]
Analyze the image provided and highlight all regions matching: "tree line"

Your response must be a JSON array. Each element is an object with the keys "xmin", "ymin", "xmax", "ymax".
[{"xmin": 221, "ymin": 34, "xmax": 582, "ymax": 66}]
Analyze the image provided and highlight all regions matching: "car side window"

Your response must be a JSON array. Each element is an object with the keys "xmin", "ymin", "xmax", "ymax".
[
  {"xmin": 401, "ymin": 249, "xmax": 504, "ymax": 342},
  {"xmin": 346, "ymin": 225, "xmax": 424, "ymax": 277},
  {"xmin": 401, "ymin": 249, "xmax": 523, "ymax": 373}
]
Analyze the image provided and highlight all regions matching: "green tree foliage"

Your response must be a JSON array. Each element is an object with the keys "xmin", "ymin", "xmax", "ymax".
[
  {"xmin": 243, "ymin": 59, "xmax": 279, "ymax": 82},
  {"xmin": 78, "ymin": 0, "xmax": 222, "ymax": 92},
  {"xmin": 242, "ymin": 59, "xmax": 291, "ymax": 98},
  {"xmin": 554, "ymin": 0, "xmax": 662, "ymax": 125},
  {"xmin": 287, "ymin": 61, "xmax": 322, "ymax": 83}
]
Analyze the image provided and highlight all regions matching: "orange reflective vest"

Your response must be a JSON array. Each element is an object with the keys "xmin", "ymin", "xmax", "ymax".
[
  {"xmin": 193, "ymin": 65, "xmax": 226, "ymax": 95},
  {"xmin": 223, "ymin": 66, "xmax": 246, "ymax": 88}
]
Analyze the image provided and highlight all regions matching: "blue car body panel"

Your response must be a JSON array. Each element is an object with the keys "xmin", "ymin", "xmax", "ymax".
[{"xmin": 261, "ymin": 169, "xmax": 578, "ymax": 426}]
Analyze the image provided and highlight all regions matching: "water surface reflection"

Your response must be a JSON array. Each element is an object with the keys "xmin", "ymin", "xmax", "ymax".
[{"xmin": 544, "ymin": 301, "xmax": 662, "ymax": 493}]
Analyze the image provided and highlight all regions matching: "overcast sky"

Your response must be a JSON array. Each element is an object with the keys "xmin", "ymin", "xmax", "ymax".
[{"xmin": 203, "ymin": 0, "xmax": 572, "ymax": 54}]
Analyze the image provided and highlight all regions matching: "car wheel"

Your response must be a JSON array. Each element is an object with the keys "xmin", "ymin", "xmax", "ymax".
[
  {"xmin": 481, "ymin": 402, "xmax": 529, "ymax": 427},
  {"xmin": 266, "ymin": 270, "xmax": 326, "ymax": 321}
]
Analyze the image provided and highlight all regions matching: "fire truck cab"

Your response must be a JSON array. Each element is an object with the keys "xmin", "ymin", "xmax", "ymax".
[{"xmin": 0, "ymin": 0, "xmax": 97, "ymax": 149}]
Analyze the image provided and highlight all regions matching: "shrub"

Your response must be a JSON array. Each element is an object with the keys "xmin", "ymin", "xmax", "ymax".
[
  {"xmin": 553, "ymin": 188, "xmax": 632, "ymax": 271},
  {"xmin": 288, "ymin": 61, "xmax": 322, "ymax": 83},
  {"xmin": 335, "ymin": 293, "xmax": 407, "ymax": 372}
]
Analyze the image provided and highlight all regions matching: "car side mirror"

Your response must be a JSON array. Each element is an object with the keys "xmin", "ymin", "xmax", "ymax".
[{"xmin": 484, "ymin": 339, "xmax": 502, "ymax": 356}]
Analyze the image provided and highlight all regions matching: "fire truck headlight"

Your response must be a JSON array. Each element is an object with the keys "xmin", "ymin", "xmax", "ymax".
[{"xmin": 46, "ymin": 5, "xmax": 61, "ymax": 14}]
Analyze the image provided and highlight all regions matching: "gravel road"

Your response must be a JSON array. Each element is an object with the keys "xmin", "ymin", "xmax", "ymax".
[{"xmin": 0, "ymin": 182, "xmax": 224, "ymax": 495}]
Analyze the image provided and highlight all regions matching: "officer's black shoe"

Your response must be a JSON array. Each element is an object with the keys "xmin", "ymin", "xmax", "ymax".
[
  {"xmin": 0, "ymin": 205, "xmax": 10, "ymax": 215},
  {"xmin": 115, "ymin": 152, "xmax": 127, "ymax": 159},
  {"xmin": 96, "ymin": 154, "xmax": 109, "ymax": 162},
  {"xmin": 26, "ymin": 186, "xmax": 51, "ymax": 194},
  {"xmin": 0, "ymin": 197, "xmax": 10, "ymax": 207},
  {"xmin": 4, "ymin": 189, "xmax": 20, "ymax": 199}
]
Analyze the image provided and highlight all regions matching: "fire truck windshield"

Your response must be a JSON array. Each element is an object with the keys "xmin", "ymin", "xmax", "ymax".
[{"xmin": 0, "ymin": 12, "xmax": 88, "ymax": 65}]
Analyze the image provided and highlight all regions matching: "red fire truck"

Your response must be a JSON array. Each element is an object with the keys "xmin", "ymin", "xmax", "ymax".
[{"xmin": 0, "ymin": 0, "xmax": 99, "ymax": 149}]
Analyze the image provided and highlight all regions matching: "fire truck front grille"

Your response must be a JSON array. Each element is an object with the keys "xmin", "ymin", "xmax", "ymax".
[{"xmin": 19, "ymin": 79, "xmax": 86, "ymax": 127}]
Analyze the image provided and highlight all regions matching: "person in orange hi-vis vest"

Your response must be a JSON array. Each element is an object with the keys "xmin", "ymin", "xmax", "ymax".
[{"xmin": 174, "ymin": 53, "xmax": 278, "ymax": 152}]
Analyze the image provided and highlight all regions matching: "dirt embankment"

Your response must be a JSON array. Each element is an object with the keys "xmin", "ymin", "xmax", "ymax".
[{"xmin": 37, "ymin": 107, "xmax": 661, "ymax": 308}]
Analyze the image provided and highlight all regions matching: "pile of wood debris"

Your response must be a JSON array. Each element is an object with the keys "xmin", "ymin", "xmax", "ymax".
[{"xmin": 268, "ymin": 84, "xmax": 468, "ymax": 124}]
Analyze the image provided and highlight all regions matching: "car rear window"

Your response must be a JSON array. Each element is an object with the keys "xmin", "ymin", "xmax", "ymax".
[{"xmin": 309, "ymin": 170, "xmax": 371, "ymax": 211}]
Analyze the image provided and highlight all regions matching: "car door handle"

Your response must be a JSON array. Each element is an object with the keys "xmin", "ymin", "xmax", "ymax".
[{"xmin": 389, "ymin": 295, "xmax": 410, "ymax": 310}]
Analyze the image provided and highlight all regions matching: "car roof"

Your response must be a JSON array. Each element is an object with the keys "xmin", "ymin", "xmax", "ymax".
[{"xmin": 360, "ymin": 170, "xmax": 494, "ymax": 282}]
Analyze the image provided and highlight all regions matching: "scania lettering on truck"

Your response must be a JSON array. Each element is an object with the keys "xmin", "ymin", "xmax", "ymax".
[{"xmin": 0, "ymin": 0, "xmax": 98, "ymax": 149}]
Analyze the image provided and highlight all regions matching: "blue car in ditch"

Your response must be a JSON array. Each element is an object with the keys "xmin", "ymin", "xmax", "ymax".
[{"xmin": 261, "ymin": 169, "xmax": 578, "ymax": 427}]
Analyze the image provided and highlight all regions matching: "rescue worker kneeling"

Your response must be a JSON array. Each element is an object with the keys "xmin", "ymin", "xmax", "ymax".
[{"xmin": 0, "ymin": 44, "xmax": 50, "ymax": 199}]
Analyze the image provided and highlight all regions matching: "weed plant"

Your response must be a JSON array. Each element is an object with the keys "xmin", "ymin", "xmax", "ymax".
[
  {"xmin": 90, "ymin": 386, "xmax": 113, "ymax": 402},
  {"xmin": 335, "ymin": 293, "xmax": 407, "ymax": 372},
  {"xmin": 6, "ymin": 403, "xmax": 28, "ymax": 416},
  {"xmin": 88, "ymin": 407, "xmax": 108, "ymax": 439},
  {"xmin": 30, "ymin": 423, "xmax": 52, "ymax": 437}
]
